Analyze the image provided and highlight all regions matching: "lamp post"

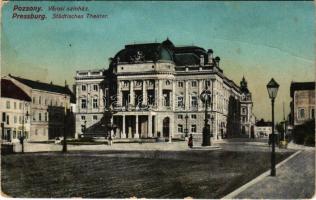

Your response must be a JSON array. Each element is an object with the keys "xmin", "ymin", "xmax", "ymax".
[
  {"xmin": 20, "ymin": 102, "xmax": 30, "ymax": 153},
  {"xmin": 266, "ymin": 78, "xmax": 279, "ymax": 176},
  {"xmin": 185, "ymin": 114, "xmax": 189, "ymax": 139},
  {"xmin": 62, "ymin": 95, "xmax": 68, "ymax": 153},
  {"xmin": 200, "ymin": 86, "xmax": 212, "ymax": 146}
]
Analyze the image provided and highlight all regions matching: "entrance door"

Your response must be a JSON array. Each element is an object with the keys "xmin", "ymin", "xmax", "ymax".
[{"xmin": 163, "ymin": 117, "xmax": 170, "ymax": 138}]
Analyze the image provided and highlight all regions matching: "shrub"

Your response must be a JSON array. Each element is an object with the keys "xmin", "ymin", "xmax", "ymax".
[{"xmin": 292, "ymin": 120, "xmax": 315, "ymax": 146}]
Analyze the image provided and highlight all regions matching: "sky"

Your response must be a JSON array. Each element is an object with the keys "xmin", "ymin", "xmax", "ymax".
[{"xmin": 1, "ymin": 1, "xmax": 315, "ymax": 122}]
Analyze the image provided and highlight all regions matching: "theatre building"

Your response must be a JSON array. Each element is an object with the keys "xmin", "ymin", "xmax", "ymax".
[{"xmin": 75, "ymin": 39, "xmax": 251, "ymax": 141}]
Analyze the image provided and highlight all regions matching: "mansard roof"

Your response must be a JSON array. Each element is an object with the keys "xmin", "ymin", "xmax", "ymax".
[
  {"xmin": 111, "ymin": 38, "xmax": 211, "ymax": 66},
  {"xmin": 9, "ymin": 74, "xmax": 76, "ymax": 103},
  {"xmin": 1, "ymin": 79, "xmax": 31, "ymax": 101},
  {"xmin": 290, "ymin": 81, "xmax": 315, "ymax": 97}
]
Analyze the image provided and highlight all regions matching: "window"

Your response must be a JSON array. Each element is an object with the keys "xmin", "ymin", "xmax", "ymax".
[
  {"xmin": 177, "ymin": 96, "xmax": 184, "ymax": 108},
  {"xmin": 14, "ymin": 102, "xmax": 17, "ymax": 109},
  {"xmin": 299, "ymin": 108, "xmax": 305, "ymax": 119},
  {"xmin": 81, "ymin": 99, "xmax": 87, "ymax": 109},
  {"xmin": 191, "ymin": 114, "xmax": 197, "ymax": 119},
  {"xmin": 14, "ymin": 116, "xmax": 17, "ymax": 124},
  {"xmin": 312, "ymin": 109, "xmax": 315, "ymax": 119},
  {"xmin": 191, "ymin": 124, "xmax": 197, "ymax": 133},
  {"xmin": 81, "ymin": 115, "xmax": 86, "ymax": 120},
  {"xmin": 178, "ymin": 124, "xmax": 183, "ymax": 133},
  {"xmin": 82, "ymin": 85, "xmax": 86, "ymax": 91},
  {"xmin": 32, "ymin": 97, "xmax": 35, "ymax": 104},
  {"xmin": 13, "ymin": 131, "xmax": 16, "ymax": 139},
  {"xmin": 93, "ymin": 85, "xmax": 98, "ymax": 91},
  {"xmin": 6, "ymin": 101, "xmax": 10, "ymax": 109},
  {"xmin": 242, "ymin": 117, "xmax": 246, "ymax": 123},
  {"xmin": 45, "ymin": 112, "xmax": 48, "ymax": 121},
  {"xmin": 19, "ymin": 102, "xmax": 22, "ymax": 109},
  {"xmin": 192, "ymin": 81, "xmax": 197, "ymax": 87},
  {"xmin": 6, "ymin": 115, "xmax": 9, "ymax": 125},
  {"xmin": 45, "ymin": 99, "xmax": 47, "ymax": 105},
  {"xmin": 19, "ymin": 116, "xmax": 22, "ymax": 124},
  {"xmin": 178, "ymin": 115, "xmax": 183, "ymax": 119},
  {"xmin": 206, "ymin": 80, "xmax": 211, "ymax": 87},
  {"xmin": 166, "ymin": 80, "xmax": 171, "ymax": 85},
  {"xmin": 93, "ymin": 99, "xmax": 98, "ymax": 109},
  {"xmin": 93, "ymin": 115, "xmax": 98, "ymax": 120},
  {"xmin": 39, "ymin": 113, "xmax": 42, "ymax": 121},
  {"xmin": 242, "ymin": 107, "xmax": 246, "ymax": 114},
  {"xmin": 39, "ymin": 96, "xmax": 42, "ymax": 105},
  {"xmin": 191, "ymin": 95, "xmax": 198, "ymax": 108},
  {"xmin": 178, "ymin": 81, "xmax": 183, "ymax": 88},
  {"xmin": 2, "ymin": 113, "xmax": 6, "ymax": 122}
]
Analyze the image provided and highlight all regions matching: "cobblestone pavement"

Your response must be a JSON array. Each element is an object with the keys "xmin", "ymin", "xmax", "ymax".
[{"xmin": 226, "ymin": 148, "xmax": 315, "ymax": 199}]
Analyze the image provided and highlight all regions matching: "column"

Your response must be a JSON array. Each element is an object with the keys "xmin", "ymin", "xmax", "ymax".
[
  {"xmin": 142, "ymin": 81, "xmax": 147, "ymax": 106},
  {"xmin": 198, "ymin": 80, "xmax": 202, "ymax": 110},
  {"xmin": 130, "ymin": 81, "xmax": 134, "ymax": 106},
  {"xmin": 169, "ymin": 116, "xmax": 174, "ymax": 143},
  {"xmin": 185, "ymin": 80, "xmax": 189, "ymax": 110},
  {"xmin": 117, "ymin": 81, "xmax": 122, "ymax": 106},
  {"xmin": 148, "ymin": 114, "xmax": 152, "ymax": 137},
  {"xmin": 155, "ymin": 80, "xmax": 159, "ymax": 108},
  {"xmin": 121, "ymin": 115, "xmax": 126, "ymax": 138},
  {"xmin": 158, "ymin": 80, "xmax": 163, "ymax": 108},
  {"xmin": 134, "ymin": 115, "xmax": 139, "ymax": 138},
  {"xmin": 172, "ymin": 80, "xmax": 176, "ymax": 111}
]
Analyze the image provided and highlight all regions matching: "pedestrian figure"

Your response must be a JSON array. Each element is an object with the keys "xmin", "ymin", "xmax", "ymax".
[
  {"xmin": 188, "ymin": 134, "xmax": 193, "ymax": 148},
  {"xmin": 19, "ymin": 136, "xmax": 25, "ymax": 153}
]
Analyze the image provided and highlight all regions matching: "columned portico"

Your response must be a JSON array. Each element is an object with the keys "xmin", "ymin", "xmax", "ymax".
[{"xmin": 121, "ymin": 115, "xmax": 126, "ymax": 138}]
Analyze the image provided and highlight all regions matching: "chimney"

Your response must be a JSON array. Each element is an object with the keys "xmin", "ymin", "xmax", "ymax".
[
  {"xmin": 200, "ymin": 55, "xmax": 204, "ymax": 66},
  {"xmin": 207, "ymin": 49, "xmax": 213, "ymax": 64},
  {"xmin": 214, "ymin": 56, "xmax": 220, "ymax": 67}
]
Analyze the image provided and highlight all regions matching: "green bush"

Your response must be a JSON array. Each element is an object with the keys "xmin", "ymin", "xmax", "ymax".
[{"xmin": 292, "ymin": 120, "xmax": 315, "ymax": 146}]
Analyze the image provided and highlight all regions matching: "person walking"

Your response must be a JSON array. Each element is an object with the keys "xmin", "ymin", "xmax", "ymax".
[{"xmin": 188, "ymin": 134, "xmax": 193, "ymax": 148}]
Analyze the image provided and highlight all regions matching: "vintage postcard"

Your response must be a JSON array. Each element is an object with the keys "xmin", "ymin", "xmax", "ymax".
[{"xmin": 0, "ymin": 1, "xmax": 315, "ymax": 199}]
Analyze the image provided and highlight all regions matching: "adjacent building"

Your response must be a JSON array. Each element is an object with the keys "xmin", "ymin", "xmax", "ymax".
[
  {"xmin": 239, "ymin": 77, "xmax": 256, "ymax": 138},
  {"xmin": 255, "ymin": 119, "xmax": 272, "ymax": 138},
  {"xmin": 5, "ymin": 75, "xmax": 76, "ymax": 141},
  {"xmin": 75, "ymin": 39, "xmax": 255, "ymax": 141},
  {"xmin": 290, "ymin": 82, "xmax": 315, "ymax": 126},
  {"xmin": 0, "ymin": 79, "xmax": 31, "ymax": 143}
]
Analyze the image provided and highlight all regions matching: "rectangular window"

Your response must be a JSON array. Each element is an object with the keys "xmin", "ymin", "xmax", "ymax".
[
  {"xmin": 19, "ymin": 102, "xmax": 22, "ymax": 109},
  {"xmin": 14, "ymin": 102, "xmax": 17, "ymax": 109},
  {"xmin": 45, "ymin": 112, "xmax": 48, "ymax": 121},
  {"xmin": 2, "ymin": 113, "xmax": 6, "ymax": 122},
  {"xmin": 81, "ymin": 99, "xmax": 87, "ymax": 109},
  {"xmin": 82, "ymin": 85, "xmax": 86, "ymax": 91},
  {"xmin": 178, "ymin": 115, "xmax": 183, "ymax": 119},
  {"xmin": 299, "ymin": 108, "xmax": 305, "ymax": 119},
  {"xmin": 191, "ymin": 114, "xmax": 197, "ymax": 119},
  {"xmin": 191, "ymin": 96, "xmax": 198, "ymax": 108},
  {"xmin": 6, "ymin": 115, "xmax": 9, "ymax": 125},
  {"xmin": 178, "ymin": 81, "xmax": 183, "ymax": 88},
  {"xmin": 33, "ymin": 97, "xmax": 35, "ymax": 104},
  {"xmin": 178, "ymin": 124, "xmax": 183, "ymax": 133},
  {"xmin": 191, "ymin": 124, "xmax": 197, "ymax": 133},
  {"xmin": 192, "ymin": 81, "xmax": 197, "ymax": 87},
  {"xmin": 14, "ymin": 116, "xmax": 17, "ymax": 124},
  {"xmin": 93, "ymin": 115, "xmax": 98, "ymax": 120},
  {"xmin": 39, "ymin": 113, "xmax": 42, "ymax": 121},
  {"xmin": 206, "ymin": 80, "xmax": 211, "ymax": 87},
  {"xmin": 93, "ymin": 85, "xmax": 98, "ymax": 91},
  {"xmin": 81, "ymin": 115, "xmax": 86, "ymax": 120},
  {"xmin": 19, "ymin": 116, "xmax": 22, "ymax": 124},
  {"xmin": 93, "ymin": 99, "xmax": 98, "ymax": 109},
  {"xmin": 6, "ymin": 101, "xmax": 10, "ymax": 109},
  {"xmin": 13, "ymin": 131, "xmax": 16, "ymax": 139},
  {"xmin": 39, "ymin": 96, "xmax": 42, "ymax": 105},
  {"xmin": 177, "ymin": 96, "xmax": 184, "ymax": 108},
  {"xmin": 312, "ymin": 109, "xmax": 315, "ymax": 119}
]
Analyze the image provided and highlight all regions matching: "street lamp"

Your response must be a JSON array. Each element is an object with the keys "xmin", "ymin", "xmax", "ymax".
[
  {"xmin": 20, "ymin": 102, "xmax": 30, "ymax": 153},
  {"xmin": 200, "ymin": 87, "xmax": 212, "ymax": 146},
  {"xmin": 185, "ymin": 114, "xmax": 189, "ymax": 139},
  {"xmin": 266, "ymin": 78, "xmax": 279, "ymax": 176}
]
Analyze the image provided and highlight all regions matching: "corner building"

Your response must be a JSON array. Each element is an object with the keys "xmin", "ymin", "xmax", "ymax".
[{"xmin": 75, "ymin": 39, "xmax": 247, "ymax": 141}]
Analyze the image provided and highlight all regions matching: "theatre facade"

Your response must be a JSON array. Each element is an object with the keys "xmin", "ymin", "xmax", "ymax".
[{"xmin": 74, "ymin": 39, "xmax": 255, "ymax": 141}]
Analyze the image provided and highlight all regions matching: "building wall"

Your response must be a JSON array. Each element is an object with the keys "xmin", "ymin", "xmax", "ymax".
[
  {"xmin": 293, "ymin": 90, "xmax": 315, "ymax": 126},
  {"xmin": 255, "ymin": 126, "xmax": 272, "ymax": 138},
  {"xmin": 0, "ymin": 97, "xmax": 31, "ymax": 143}
]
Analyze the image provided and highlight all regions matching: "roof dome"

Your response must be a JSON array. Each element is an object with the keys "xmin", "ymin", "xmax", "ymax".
[{"xmin": 162, "ymin": 38, "xmax": 174, "ymax": 48}]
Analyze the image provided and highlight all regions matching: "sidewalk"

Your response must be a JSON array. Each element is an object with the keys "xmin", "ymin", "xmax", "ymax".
[{"xmin": 223, "ymin": 147, "xmax": 315, "ymax": 199}]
